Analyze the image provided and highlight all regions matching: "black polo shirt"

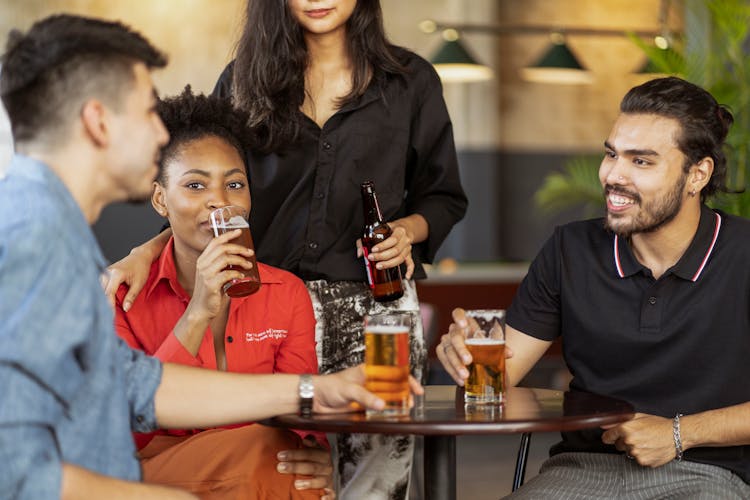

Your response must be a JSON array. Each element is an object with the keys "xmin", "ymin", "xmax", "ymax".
[
  {"xmin": 212, "ymin": 47, "xmax": 467, "ymax": 281},
  {"xmin": 507, "ymin": 205, "xmax": 750, "ymax": 482}
]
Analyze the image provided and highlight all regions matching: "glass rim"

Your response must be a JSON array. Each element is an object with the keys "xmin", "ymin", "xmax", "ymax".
[
  {"xmin": 208, "ymin": 206, "xmax": 249, "ymax": 230},
  {"xmin": 465, "ymin": 309, "xmax": 506, "ymax": 316},
  {"xmin": 364, "ymin": 311, "xmax": 412, "ymax": 325},
  {"xmin": 209, "ymin": 205, "xmax": 248, "ymax": 217}
]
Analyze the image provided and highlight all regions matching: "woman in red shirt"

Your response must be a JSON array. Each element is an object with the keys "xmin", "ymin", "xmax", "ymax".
[{"xmin": 114, "ymin": 87, "xmax": 332, "ymax": 500}]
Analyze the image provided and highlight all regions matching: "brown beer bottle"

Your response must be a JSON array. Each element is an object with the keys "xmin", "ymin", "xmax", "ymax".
[{"xmin": 360, "ymin": 181, "xmax": 404, "ymax": 302}]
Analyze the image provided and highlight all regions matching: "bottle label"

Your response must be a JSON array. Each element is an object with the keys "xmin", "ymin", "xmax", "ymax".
[{"xmin": 362, "ymin": 247, "xmax": 375, "ymax": 289}]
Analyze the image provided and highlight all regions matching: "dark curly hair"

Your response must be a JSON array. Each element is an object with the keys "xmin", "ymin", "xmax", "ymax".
[
  {"xmin": 156, "ymin": 85, "xmax": 257, "ymax": 185},
  {"xmin": 1, "ymin": 14, "xmax": 166, "ymax": 146},
  {"xmin": 620, "ymin": 76, "xmax": 734, "ymax": 201}
]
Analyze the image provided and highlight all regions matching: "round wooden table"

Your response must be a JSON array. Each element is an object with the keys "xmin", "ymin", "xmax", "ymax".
[{"xmin": 265, "ymin": 386, "xmax": 634, "ymax": 500}]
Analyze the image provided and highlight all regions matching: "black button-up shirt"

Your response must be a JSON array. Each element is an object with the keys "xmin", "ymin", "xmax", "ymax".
[
  {"xmin": 213, "ymin": 48, "xmax": 467, "ymax": 281},
  {"xmin": 508, "ymin": 205, "xmax": 750, "ymax": 482}
]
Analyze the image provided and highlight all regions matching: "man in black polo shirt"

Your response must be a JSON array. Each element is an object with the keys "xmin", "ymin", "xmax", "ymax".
[{"xmin": 438, "ymin": 76, "xmax": 750, "ymax": 498}]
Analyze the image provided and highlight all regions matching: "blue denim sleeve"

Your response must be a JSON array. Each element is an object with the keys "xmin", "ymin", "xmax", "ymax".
[
  {"xmin": 115, "ymin": 338, "xmax": 163, "ymax": 433},
  {"xmin": 0, "ymin": 219, "xmax": 78, "ymax": 498},
  {"xmin": 0, "ymin": 214, "xmax": 91, "ymax": 407},
  {"xmin": 0, "ymin": 366, "xmax": 62, "ymax": 499}
]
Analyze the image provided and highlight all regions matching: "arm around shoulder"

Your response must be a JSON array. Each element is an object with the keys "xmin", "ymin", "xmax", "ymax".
[{"xmin": 105, "ymin": 229, "xmax": 171, "ymax": 310}]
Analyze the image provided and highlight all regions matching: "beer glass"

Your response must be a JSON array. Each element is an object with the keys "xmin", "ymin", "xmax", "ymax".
[
  {"xmin": 364, "ymin": 312, "xmax": 411, "ymax": 416},
  {"xmin": 464, "ymin": 309, "xmax": 506, "ymax": 404},
  {"xmin": 209, "ymin": 206, "xmax": 261, "ymax": 298}
]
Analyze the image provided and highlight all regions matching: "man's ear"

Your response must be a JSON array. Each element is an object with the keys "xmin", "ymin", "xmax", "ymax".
[
  {"xmin": 689, "ymin": 157, "xmax": 713, "ymax": 194},
  {"xmin": 80, "ymin": 99, "xmax": 109, "ymax": 147},
  {"xmin": 151, "ymin": 181, "xmax": 168, "ymax": 218}
]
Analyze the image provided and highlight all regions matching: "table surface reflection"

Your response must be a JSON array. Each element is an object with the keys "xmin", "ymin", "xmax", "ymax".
[{"xmin": 266, "ymin": 385, "xmax": 634, "ymax": 436}]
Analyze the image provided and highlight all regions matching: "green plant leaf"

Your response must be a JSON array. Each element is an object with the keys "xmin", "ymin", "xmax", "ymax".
[{"xmin": 534, "ymin": 156, "xmax": 603, "ymax": 217}]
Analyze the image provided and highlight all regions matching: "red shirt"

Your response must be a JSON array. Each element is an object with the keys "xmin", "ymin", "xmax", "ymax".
[{"xmin": 115, "ymin": 237, "xmax": 318, "ymax": 449}]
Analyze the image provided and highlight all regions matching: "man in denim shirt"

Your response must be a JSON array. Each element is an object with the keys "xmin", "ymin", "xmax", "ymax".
[{"xmin": 0, "ymin": 14, "xmax": 392, "ymax": 499}]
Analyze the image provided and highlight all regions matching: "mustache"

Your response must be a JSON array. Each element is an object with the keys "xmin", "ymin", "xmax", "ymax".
[{"xmin": 604, "ymin": 184, "xmax": 641, "ymax": 204}]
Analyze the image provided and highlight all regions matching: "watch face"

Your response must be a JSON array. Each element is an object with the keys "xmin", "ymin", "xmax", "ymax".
[
  {"xmin": 301, "ymin": 385, "xmax": 314, "ymax": 398},
  {"xmin": 299, "ymin": 374, "xmax": 314, "ymax": 416}
]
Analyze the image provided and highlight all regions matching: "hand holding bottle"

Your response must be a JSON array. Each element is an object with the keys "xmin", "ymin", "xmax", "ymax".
[{"xmin": 359, "ymin": 181, "xmax": 404, "ymax": 302}]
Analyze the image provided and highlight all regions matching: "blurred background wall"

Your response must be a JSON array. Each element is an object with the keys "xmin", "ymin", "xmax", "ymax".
[{"xmin": 0, "ymin": 0, "xmax": 677, "ymax": 263}]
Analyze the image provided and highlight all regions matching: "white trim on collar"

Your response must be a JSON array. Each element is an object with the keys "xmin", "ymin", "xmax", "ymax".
[
  {"xmin": 691, "ymin": 212, "xmax": 721, "ymax": 282},
  {"xmin": 614, "ymin": 234, "xmax": 624, "ymax": 278},
  {"xmin": 612, "ymin": 212, "xmax": 722, "ymax": 281}
]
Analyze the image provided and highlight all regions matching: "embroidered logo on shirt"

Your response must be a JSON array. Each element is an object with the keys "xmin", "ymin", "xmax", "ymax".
[{"xmin": 245, "ymin": 329, "xmax": 288, "ymax": 342}]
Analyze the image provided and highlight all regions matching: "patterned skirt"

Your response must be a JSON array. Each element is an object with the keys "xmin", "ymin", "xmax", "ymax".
[{"xmin": 305, "ymin": 279, "xmax": 426, "ymax": 500}]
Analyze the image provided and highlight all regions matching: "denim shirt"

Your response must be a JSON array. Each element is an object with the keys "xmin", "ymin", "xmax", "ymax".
[{"xmin": 0, "ymin": 155, "xmax": 163, "ymax": 498}]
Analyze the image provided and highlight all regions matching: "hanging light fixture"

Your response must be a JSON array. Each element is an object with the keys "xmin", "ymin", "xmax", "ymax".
[
  {"xmin": 520, "ymin": 33, "xmax": 593, "ymax": 84},
  {"xmin": 420, "ymin": 16, "xmax": 667, "ymax": 86},
  {"xmin": 634, "ymin": 1, "xmax": 682, "ymax": 76},
  {"xmin": 427, "ymin": 27, "xmax": 494, "ymax": 83}
]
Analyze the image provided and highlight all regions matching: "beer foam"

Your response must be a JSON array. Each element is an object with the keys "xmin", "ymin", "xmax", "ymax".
[
  {"xmin": 466, "ymin": 310, "xmax": 505, "ymax": 322},
  {"xmin": 465, "ymin": 338, "xmax": 504, "ymax": 345},
  {"xmin": 222, "ymin": 215, "xmax": 249, "ymax": 228},
  {"xmin": 366, "ymin": 325, "xmax": 408, "ymax": 334}
]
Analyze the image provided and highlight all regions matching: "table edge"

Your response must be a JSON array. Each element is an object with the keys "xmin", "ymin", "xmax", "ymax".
[{"xmin": 263, "ymin": 410, "xmax": 635, "ymax": 436}]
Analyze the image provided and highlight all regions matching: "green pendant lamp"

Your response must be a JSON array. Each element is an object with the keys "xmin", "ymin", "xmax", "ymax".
[
  {"xmin": 521, "ymin": 33, "xmax": 593, "ymax": 84},
  {"xmin": 430, "ymin": 29, "xmax": 493, "ymax": 83}
]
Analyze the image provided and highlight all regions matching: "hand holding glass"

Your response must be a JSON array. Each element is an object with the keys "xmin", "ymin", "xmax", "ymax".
[
  {"xmin": 209, "ymin": 206, "xmax": 261, "ymax": 298},
  {"xmin": 464, "ymin": 309, "xmax": 506, "ymax": 405}
]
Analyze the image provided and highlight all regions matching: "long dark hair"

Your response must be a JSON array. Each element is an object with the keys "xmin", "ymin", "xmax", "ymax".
[{"xmin": 232, "ymin": 0, "xmax": 406, "ymax": 153}]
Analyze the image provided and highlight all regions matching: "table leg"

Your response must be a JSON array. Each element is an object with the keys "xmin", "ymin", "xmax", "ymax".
[
  {"xmin": 424, "ymin": 435, "xmax": 456, "ymax": 500},
  {"xmin": 512, "ymin": 432, "xmax": 532, "ymax": 491}
]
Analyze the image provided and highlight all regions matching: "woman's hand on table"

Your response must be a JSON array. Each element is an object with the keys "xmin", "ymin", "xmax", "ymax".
[{"xmin": 277, "ymin": 437, "xmax": 335, "ymax": 499}]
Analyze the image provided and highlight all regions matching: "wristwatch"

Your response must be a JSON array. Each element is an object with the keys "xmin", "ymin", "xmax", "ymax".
[{"xmin": 298, "ymin": 374, "xmax": 314, "ymax": 417}]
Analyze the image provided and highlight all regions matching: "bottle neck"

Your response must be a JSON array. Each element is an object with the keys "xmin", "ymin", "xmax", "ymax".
[{"xmin": 361, "ymin": 185, "xmax": 384, "ymax": 223}]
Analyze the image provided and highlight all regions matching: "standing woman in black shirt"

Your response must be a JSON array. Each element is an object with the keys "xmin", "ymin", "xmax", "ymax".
[{"xmin": 106, "ymin": 1, "xmax": 467, "ymax": 498}]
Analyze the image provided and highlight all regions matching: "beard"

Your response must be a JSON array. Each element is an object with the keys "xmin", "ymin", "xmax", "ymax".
[{"xmin": 604, "ymin": 173, "xmax": 687, "ymax": 238}]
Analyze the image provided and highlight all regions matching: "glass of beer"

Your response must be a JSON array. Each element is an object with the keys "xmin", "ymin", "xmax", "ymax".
[
  {"xmin": 464, "ymin": 309, "xmax": 506, "ymax": 405},
  {"xmin": 209, "ymin": 206, "xmax": 261, "ymax": 298},
  {"xmin": 364, "ymin": 312, "xmax": 411, "ymax": 417}
]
